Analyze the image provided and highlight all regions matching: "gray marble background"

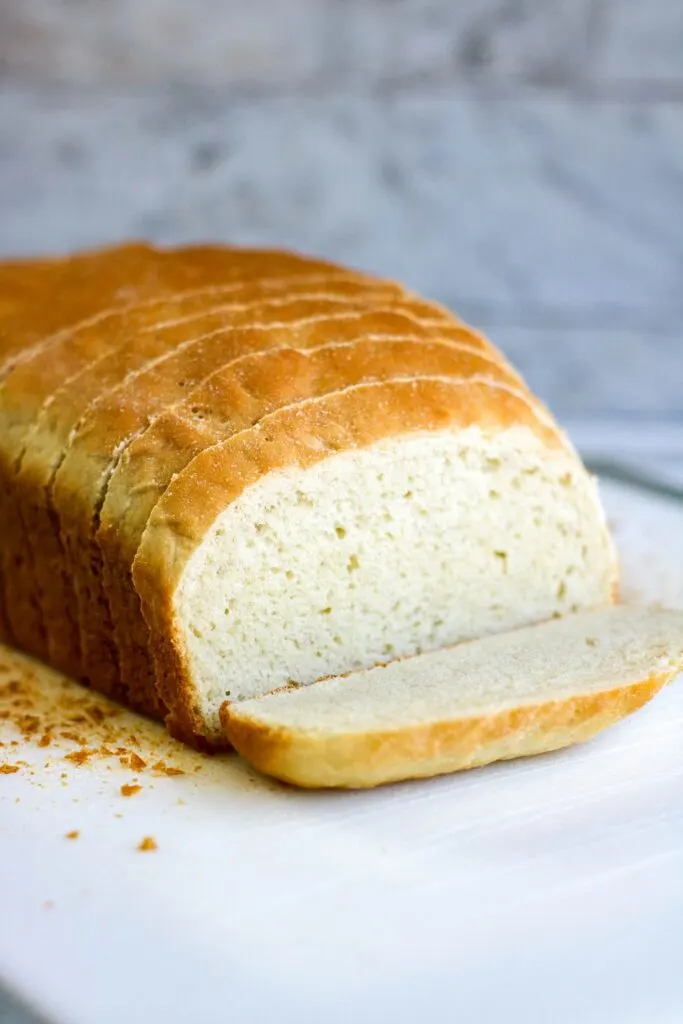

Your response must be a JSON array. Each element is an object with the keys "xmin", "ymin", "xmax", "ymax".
[
  {"xmin": 0, "ymin": 4, "xmax": 682, "ymax": 1020},
  {"xmin": 0, "ymin": 0, "xmax": 682, "ymax": 424}
]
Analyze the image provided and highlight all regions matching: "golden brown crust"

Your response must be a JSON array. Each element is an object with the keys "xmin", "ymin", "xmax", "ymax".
[
  {"xmin": 133, "ymin": 376, "xmax": 566, "ymax": 743},
  {"xmin": 221, "ymin": 673, "xmax": 671, "ymax": 789},
  {"xmin": 0, "ymin": 243, "xmax": 348, "ymax": 378},
  {"xmin": 0, "ymin": 244, "xmax": 159, "ymax": 378},
  {"xmin": 98, "ymin": 342, "xmax": 522, "ymax": 717}
]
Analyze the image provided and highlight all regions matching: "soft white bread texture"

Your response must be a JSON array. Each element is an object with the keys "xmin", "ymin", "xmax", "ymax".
[{"xmin": 222, "ymin": 606, "xmax": 683, "ymax": 788}]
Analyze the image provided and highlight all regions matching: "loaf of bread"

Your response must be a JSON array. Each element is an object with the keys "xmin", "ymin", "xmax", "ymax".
[{"xmin": 0, "ymin": 242, "xmax": 620, "ymax": 754}]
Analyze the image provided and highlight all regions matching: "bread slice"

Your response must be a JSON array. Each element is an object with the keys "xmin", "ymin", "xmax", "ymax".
[
  {"xmin": 5, "ymin": 277, "xmax": 399, "ymax": 666},
  {"xmin": 133, "ymin": 376, "xmax": 616, "ymax": 746},
  {"xmin": 221, "ymin": 605, "xmax": 683, "ymax": 788},
  {"xmin": 96, "ymin": 342, "xmax": 522, "ymax": 716}
]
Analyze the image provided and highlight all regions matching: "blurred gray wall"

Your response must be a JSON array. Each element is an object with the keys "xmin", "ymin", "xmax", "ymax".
[{"xmin": 0, "ymin": 0, "xmax": 681, "ymax": 422}]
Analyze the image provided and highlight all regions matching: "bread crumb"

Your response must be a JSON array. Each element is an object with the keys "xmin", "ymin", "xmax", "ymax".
[
  {"xmin": 59, "ymin": 731, "xmax": 83, "ymax": 744},
  {"xmin": 0, "ymin": 763, "xmax": 20, "ymax": 774},
  {"xmin": 65, "ymin": 830, "xmax": 79, "ymax": 840},
  {"xmin": 120, "ymin": 783, "xmax": 142, "ymax": 797},
  {"xmin": 64, "ymin": 748, "xmax": 96, "ymax": 766},
  {"xmin": 38, "ymin": 732, "xmax": 52, "ymax": 747},
  {"xmin": 151, "ymin": 760, "xmax": 184, "ymax": 776},
  {"xmin": 585, "ymin": 637, "xmax": 598, "ymax": 646},
  {"xmin": 138, "ymin": 836, "xmax": 157, "ymax": 852}
]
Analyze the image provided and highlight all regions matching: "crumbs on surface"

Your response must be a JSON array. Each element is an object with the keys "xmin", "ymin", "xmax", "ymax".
[
  {"xmin": 138, "ymin": 836, "xmax": 157, "ymax": 852},
  {"xmin": 121, "ymin": 783, "xmax": 142, "ymax": 798},
  {"xmin": 65, "ymin": 830, "xmax": 79, "ymax": 840},
  {"xmin": 0, "ymin": 648, "xmax": 208, "ymax": 785}
]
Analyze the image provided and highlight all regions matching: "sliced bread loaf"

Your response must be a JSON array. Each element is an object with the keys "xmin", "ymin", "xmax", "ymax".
[
  {"xmin": 221, "ymin": 605, "xmax": 683, "ymax": 788},
  {"xmin": 0, "ymin": 244, "xmax": 619, "ymax": 755}
]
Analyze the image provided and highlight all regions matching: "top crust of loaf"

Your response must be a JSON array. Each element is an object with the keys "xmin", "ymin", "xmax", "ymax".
[{"xmin": 0, "ymin": 244, "xmax": 350, "ymax": 378}]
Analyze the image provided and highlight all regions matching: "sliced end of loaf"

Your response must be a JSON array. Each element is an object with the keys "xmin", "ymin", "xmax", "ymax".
[
  {"xmin": 221, "ymin": 605, "xmax": 683, "ymax": 788},
  {"xmin": 160, "ymin": 416, "xmax": 616, "ymax": 743}
]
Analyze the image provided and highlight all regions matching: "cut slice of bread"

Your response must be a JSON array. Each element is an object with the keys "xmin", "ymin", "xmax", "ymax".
[
  {"xmin": 133, "ymin": 376, "xmax": 616, "ymax": 746},
  {"xmin": 97, "ymin": 342, "xmax": 522, "ymax": 716},
  {"xmin": 221, "ymin": 605, "xmax": 683, "ymax": 788}
]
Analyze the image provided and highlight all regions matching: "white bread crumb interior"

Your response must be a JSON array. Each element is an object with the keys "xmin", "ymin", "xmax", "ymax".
[{"xmin": 177, "ymin": 425, "xmax": 616, "ymax": 736}]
